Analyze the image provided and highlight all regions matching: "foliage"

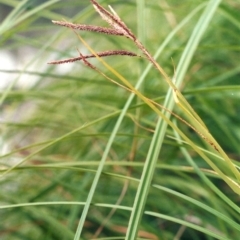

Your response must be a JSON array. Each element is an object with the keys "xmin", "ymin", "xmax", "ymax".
[{"xmin": 0, "ymin": 0, "xmax": 240, "ymax": 239}]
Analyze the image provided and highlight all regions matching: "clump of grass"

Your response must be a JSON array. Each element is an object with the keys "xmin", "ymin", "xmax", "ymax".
[{"xmin": 1, "ymin": 0, "xmax": 240, "ymax": 240}]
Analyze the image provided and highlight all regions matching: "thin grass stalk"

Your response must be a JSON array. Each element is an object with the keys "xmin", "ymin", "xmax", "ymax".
[
  {"xmin": 199, "ymin": 65, "xmax": 240, "ymax": 87},
  {"xmin": 2, "ymin": 188, "xmax": 239, "ymax": 237},
  {"xmin": 218, "ymin": 7, "xmax": 240, "ymax": 30},
  {"xmin": 0, "ymin": 201, "xmax": 134, "ymax": 211},
  {"xmin": 145, "ymin": 211, "xmax": 232, "ymax": 240},
  {"xmin": 153, "ymin": 185, "xmax": 240, "ymax": 232},
  {"xmin": 172, "ymin": 121, "xmax": 240, "ymax": 213},
  {"xmin": 197, "ymin": 96, "xmax": 239, "ymax": 151},
  {"xmin": 125, "ymin": 87, "xmax": 173, "ymax": 240}
]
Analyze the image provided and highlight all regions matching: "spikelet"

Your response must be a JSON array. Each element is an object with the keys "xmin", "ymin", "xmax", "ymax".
[{"xmin": 48, "ymin": 50, "xmax": 139, "ymax": 64}]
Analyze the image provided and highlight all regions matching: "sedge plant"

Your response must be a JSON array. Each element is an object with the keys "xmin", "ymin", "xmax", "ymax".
[{"xmin": 1, "ymin": 0, "xmax": 240, "ymax": 240}]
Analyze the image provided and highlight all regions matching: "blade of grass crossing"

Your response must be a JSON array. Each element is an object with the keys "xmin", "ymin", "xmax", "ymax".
[
  {"xmin": 153, "ymin": 185, "xmax": 240, "ymax": 232},
  {"xmin": 0, "ymin": 111, "xmax": 122, "ymax": 178},
  {"xmin": 145, "ymin": 211, "xmax": 232, "ymax": 240},
  {"xmin": 125, "ymin": 1, "xmax": 222, "ymax": 239},
  {"xmin": 125, "ymin": 84, "xmax": 173, "ymax": 240},
  {"xmin": 172, "ymin": 120, "xmax": 240, "ymax": 214}
]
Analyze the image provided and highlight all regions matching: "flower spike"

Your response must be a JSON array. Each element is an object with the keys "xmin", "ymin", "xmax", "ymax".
[
  {"xmin": 52, "ymin": 20, "xmax": 124, "ymax": 36},
  {"xmin": 90, "ymin": 0, "xmax": 135, "ymax": 40},
  {"xmin": 48, "ymin": 50, "xmax": 139, "ymax": 65}
]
